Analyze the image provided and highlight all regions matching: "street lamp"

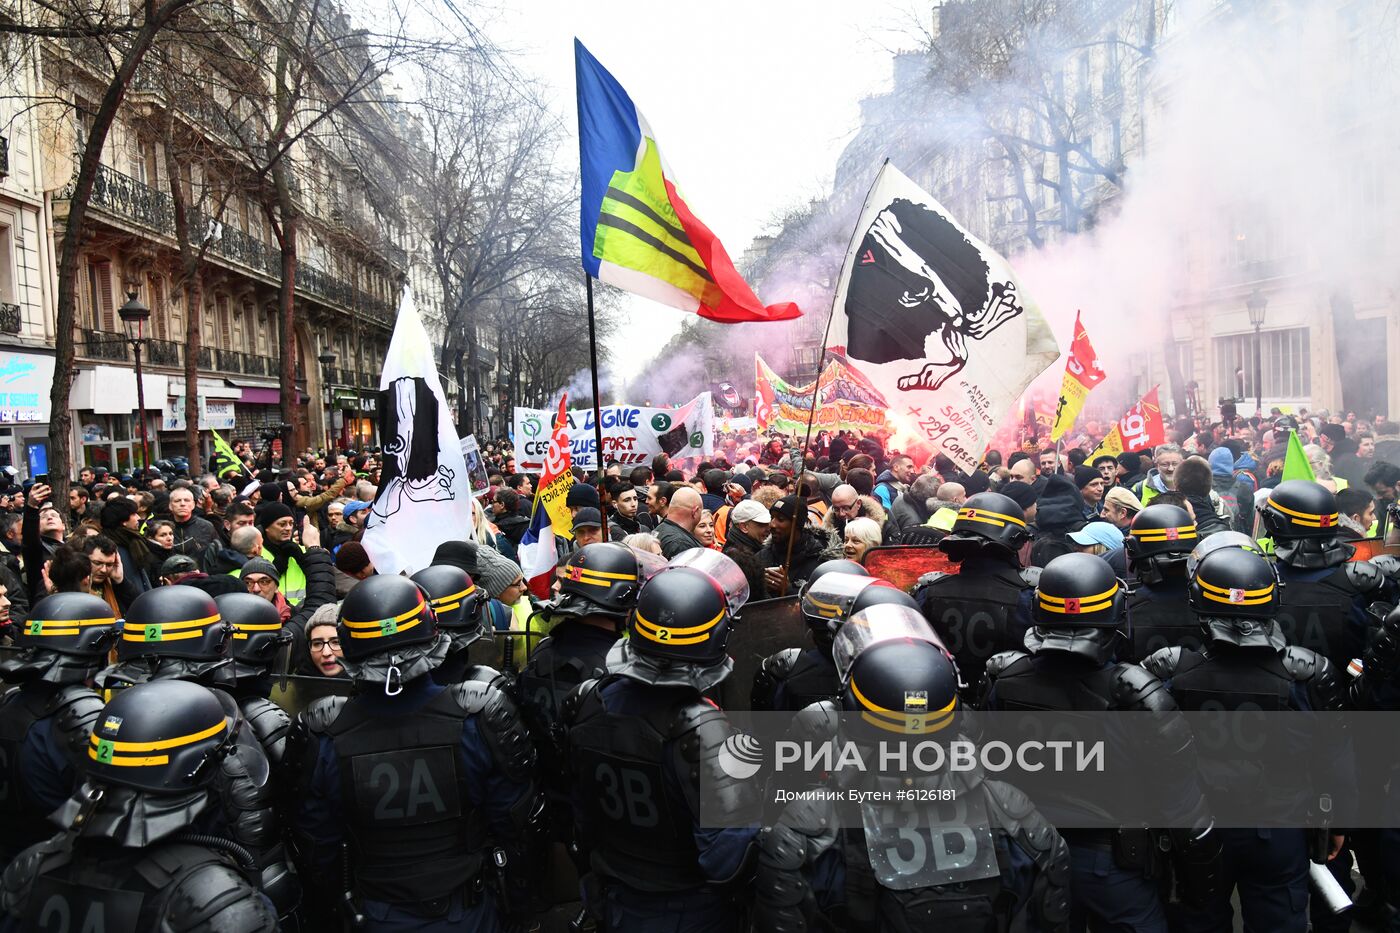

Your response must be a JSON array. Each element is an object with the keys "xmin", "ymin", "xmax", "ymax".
[
  {"xmin": 117, "ymin": 291, "xmax": 151, "ymax": 473},
  {"xmin": 318, "ymin": 351, "xmax": 337, "ymax": 454},
  {"xmin": 1246, "ymin": 289, "xmax": 1268, "ymax": 417}
]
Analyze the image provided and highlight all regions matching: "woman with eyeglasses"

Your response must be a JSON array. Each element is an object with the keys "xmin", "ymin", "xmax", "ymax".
[{"xmin": 304, "ymin": 602, "xmax": 346, "ymax": 677}]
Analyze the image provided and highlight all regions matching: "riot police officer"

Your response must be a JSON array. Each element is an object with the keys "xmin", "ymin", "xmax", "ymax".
[
  {"xmin": 979, "ymin": 552, "xmax": 1220, "ymax": 931},
  {"xmin": 290, "ymin": 573, "xmax": 537, "ymax": 932},
  {"xmin": 1143, "ymin": 545, "xmax": 1354, "ymax": 933},
  {"xmin": 0, "ymin": 592, "xmax": 115, "ymax": 862},
  {"xmin": 564, "ymin": 561, "xmax": 760, "ymax": 932},
  {"xmin": 757, "ymin": 604, "xmax": 1072, "ymax": 932},
  {"xmin": 518, "ymin": 543, "xmax": 666, "ymax": 736},
  {"xmin": 217, "ymin": 591, "xmax": 295, "ymax": 763},
  {"xmin": 1121, "ymin": 503, "xmax": 1202, "ymax": 662},
  {"xmin": 754, "ymin": 573, "xmax": 928, "ymax": 712},
  {"xmin": 0, "ymin": 680, "xmax": 277, "ymax": 931},
  {"xmin": 1263, "ymin": 479, "xmax": 1390, "ymax": 671},
  {"xmin": 751, "ymin": 558, "xmax": 872, "ymax": 711},
  {"xmin": 913, "ymin": 491, "xmax": 1039, "ymax": 692},
  {"xmin": 94, "ymin": 585, "xmax": 299, "ymax": 917},
  {"xmin": 410, "ymin": 563, "xmax": 494, "ymax": 685}
]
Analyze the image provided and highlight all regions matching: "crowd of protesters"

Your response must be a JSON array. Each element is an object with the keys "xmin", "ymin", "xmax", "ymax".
[{"xmin": 5, "ymin": 403, "xmax": 1395, "ymax": 680}]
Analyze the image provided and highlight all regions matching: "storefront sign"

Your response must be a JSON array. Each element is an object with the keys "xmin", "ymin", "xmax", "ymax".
[
  {"xmin": 163, "ymin": 396, "xmax": 239, "ymax": 431},
  {"xmin": 0, "ymin": 350, "xmax": 54, "ymax": 423}
]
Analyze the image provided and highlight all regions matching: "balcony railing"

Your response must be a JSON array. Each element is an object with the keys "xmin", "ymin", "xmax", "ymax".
[
  {"xmin": 0, "ymin": 302, "xmax": 20, "ymax": 334},
  {"xmin": 57, "ymin": 164, "xmax": 402, "ymax": 324},
  {"xmin": 78, "ymin": 330, "xmax": 129, "ymax": 362},
  {"xmin": 146, "ymin": 338, "xmax": 182, "ymax": 367}
]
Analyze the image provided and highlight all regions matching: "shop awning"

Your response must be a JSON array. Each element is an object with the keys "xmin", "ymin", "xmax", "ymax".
[{"xmin": 71, "ymin": 366, "xmax": 168, "ymax": 414}]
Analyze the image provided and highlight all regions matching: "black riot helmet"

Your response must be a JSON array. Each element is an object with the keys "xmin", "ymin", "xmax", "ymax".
[
  {"xmin": 1028, "ymin": 552, "xmax": 1125, "ymax": 663},
  {"xmin": 215, "ymin": 592, "xmax": 292, "ymax": 685},
  {"xmin": 840, "ymin": 636, "xmax": 960, "ymax": 738},
  {"xmin": 337, "ymin": 574, "xmax": 447, "ymax": 691},
  {"xmin": 99, "ymin": 585, "xmax": 234, "ymax": 690},
  {"xmin": 1261, "ymin": 479, "xmax": 1353, "ymax": 569},
  {"xmin": 1188, "ymin": 546, "xmax": 1284, "ymax": 649},
  {"xmin": 84, "ymin": 680, "xmax": 235, "ymax": 793},
  {"xmin": 410, "ymin": 565, "xmax": 487, "ymax": 653},
  {"xmin": 1125, "ymin": 505, "xmax": 1197, "ymax": 585},
  {"xmin": 800, "ymin": 573, "xmax": 879, "ymax": 651},
  {"xmin": 554, "ymin": 542, "xmax": 667, "ymax": 622},
  {"xmin": 806, "ymin": 559, "xmax": 870, "ymax": 586},
  {"xmin": 0, "ymin": 592, "xmax": 118, "ymax": 685},
  {"xmin": 1261, "ymin": 480, "xmax": 1341, "ymax": 541},
  {"xmin": 938, "ymin": 492, "xmax": 1030, "ymax": 561},
  {"xmin": 613, "ymin": 567, "xmax": 738, "ymax": 691}
]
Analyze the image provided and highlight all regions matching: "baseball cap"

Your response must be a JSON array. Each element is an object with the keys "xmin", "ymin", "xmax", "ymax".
[
  {"xmin": 1103, "ymin": 486, "xmax": 1143, "ymax": 513},
  {"xmin": 1067, "ymin": 521, "xmax": 1124, "ymax": 550},
  {"xmin": 341, "ymin": 500, "xmax": 372, "ymax": 522},
  {"xmin": 770, "ymin": 494, "xmax": 803, "ymax": 522},
  {"xmin": 730, "ymin": 499, "xmax": 771, "ymax": 525},
  {"xmin": 572, "ymin": 507, "xmax": 602, "ymax": 529}
]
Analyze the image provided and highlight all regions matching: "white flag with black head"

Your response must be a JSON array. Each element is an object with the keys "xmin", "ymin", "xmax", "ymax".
[
  {"xmin": 362, "ymin": 290, "xmax": 473, "ymax": 576},
  {"xmin": 828, "ymin": 162, "xmax": 1060, "ymax": 472}
]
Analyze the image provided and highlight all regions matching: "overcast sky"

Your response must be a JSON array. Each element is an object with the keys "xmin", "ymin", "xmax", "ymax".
[{"xmin": 483, "ymin": 0, "xmax": 914, "ymax": 379}]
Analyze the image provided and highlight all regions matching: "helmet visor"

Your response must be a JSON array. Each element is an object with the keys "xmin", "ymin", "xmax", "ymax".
[
  {"xmin": 667, "ymin": 548, "xmax": 750, "ymax": 612},
  {"xmin": 801, "ymin": 574, "xmax": 878, "ymax": 623},
  {"xmin": 629, "ymin": 547, "xmax": 670, "ymax": 587},
  {"xmin": 1186, "ymin": 531, "xmax": 1264, "ymax": 579},
  {"xmin": 833, "ymin": 604, "xmax": 943, "ymax": 684}
]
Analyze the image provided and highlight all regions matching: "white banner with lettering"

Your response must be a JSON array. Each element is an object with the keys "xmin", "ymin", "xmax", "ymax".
[{"xmin": 513, "ymin": 392, "xmax": 713, "ymax": 471}]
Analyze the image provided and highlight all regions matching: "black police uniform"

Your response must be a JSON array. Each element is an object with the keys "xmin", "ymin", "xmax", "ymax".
[
  {"xmin": 762, "ymin": 626, "xmax": 1072, "ymax": 933},
  {"xmin": 1143, "ymin": 545, "xmax": 1355, "ymax": 933},
  {"xmin": 1264, "ymin": 480, "xmax": 1390, "ymax": 672},
  {"xmin": 218, "ymin": 591, "xmax": 296, "ymax": 764},
  {"xmin": 0, "ymin": 593, "xmax": 115, "ymax": 863},
  {"xmin": 96, "ymin": 585, "xmax": 299, "ymax": 917},
  {"xmin": 980, "ymin": 553, "xmax": 1219, "ymax": 933},
  {"xmin": 565, "ymin": 564, "xmax": 761, "ymax": 933},
  {"xmin": 291, "ymin": 574, "xmax": 537, "ymax": 932},
  {"xmin": 0, "ymin": 680, "xmax": 278, "ymax": 933},
  {"xmin": 913, "ymin": 493, "xmax": 1039, "ymax": 692},
  {"xmin": 1121, "ymin": 504, "xmax": 1204, "ymax": 662}
]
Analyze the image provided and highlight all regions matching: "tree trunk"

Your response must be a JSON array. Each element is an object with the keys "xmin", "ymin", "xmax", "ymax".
[
  {"xmin": 465, "ymin": 313, "xmax": 479, "ymax": 436},
  {"xmin": 47, "ymin": 3, "xmax": 192, "ymax": 521},
  {"xmin": 183, "ymin": 276, "xmax": 203, "ymax": 470},
  {"xmin": 1162, "ymin": 333, "xmax": 1187, "ymax": 418},
  {"xmin": 454, "ymin": 347, "xmax": 466, "ymax": 428},
  {"xmin": 270, "ymin": 153, "xmax": 298, "ymax": 467}
]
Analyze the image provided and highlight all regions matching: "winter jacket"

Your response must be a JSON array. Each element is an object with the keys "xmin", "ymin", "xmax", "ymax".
[
  {"xmin": 608, "ymin": 511, "xmax": 654, "ymax": 542},
  {"xmin": 655, "ymin": 518, "xmax": 703, "ymax": 559},
  {"xmin": 1132, "ymin": 469, "xmax": 1170, "ymax": 505},
  {"xmin": 722, "ymin": 526, "xmax": 769, "ymax": 602},
  {"xmin": 1185, "ymin": 493, "xmax": 1231, "ymax": 537},
  {"xmin": 170, "ymin": 514, "xmax": 216, "ymax": 559},
  {"xmin": 496, "ymin": 511, "xmax": 530, "ymax": 546},
  {"xmin": 200, "ymin": 543, "xmax": 248, "ymax": 576},
  {"xmin": 20, "ymin": 504, "xmax": 63, "ymax": 604},
  {"xmin": 755, "ymin": 530, "xmax": 830, "ymax": 596},
  {"xmin": 872, "ymin": 470, "xmax": 904, "ymax": 512},
  {"xmin": 1028, "ymin": 475, "xmax": 1086, "ymax": 569},
  {"xmin": 888, "ymin": 490, "xmax": 934, "ymax": 542}
]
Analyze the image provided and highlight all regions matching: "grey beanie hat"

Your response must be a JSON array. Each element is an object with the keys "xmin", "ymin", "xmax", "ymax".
[
  {"xmin": 475, "ymin": 547, "xmax": 523, "ymax": 599},
  {"xmin": 305, "ymin": 600, "xmax": 341, "ymax": 638},
  {"xmin": 240, "ymin": 558, "xmax": 279, "ymax": 581}
]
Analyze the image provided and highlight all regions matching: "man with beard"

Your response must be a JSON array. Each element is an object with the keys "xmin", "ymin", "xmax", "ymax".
[
  {"xmin": 755, "ymin": 494, "xmax": 829, "ymax": 596},
  {"xmin": 722, "ymin": 498, "xmax": 772, "ymax": 599},
  {"xmin": 607, "ymin": 482, "xmax": 654, "ymax": 540}
]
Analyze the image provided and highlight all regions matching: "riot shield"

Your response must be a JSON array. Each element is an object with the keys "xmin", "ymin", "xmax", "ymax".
[
  {"xmin": 717, "ymin": 595, "xmax": 806, "ymax": 711},
  {"xmin": 862, "ymin": 545, "xmax": 959, "ymax": 592}
]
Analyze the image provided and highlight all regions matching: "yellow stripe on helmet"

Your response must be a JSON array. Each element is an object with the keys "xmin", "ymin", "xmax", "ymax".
[
  {"xmin": 956, "ymin": 507, "xmax": 1026, "ymax": 529},
  {"xmin": 633, "ymin": 607, "xmax": 724, "ymax": 646}
]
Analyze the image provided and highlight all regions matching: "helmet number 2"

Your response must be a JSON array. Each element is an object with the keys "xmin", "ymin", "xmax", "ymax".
[
  {"xmin": 655, "ymin": 629, "xmax": 671, "ymax": 642},
  {"xmin": 594, "ymin": 763, "xmax": 659, "ymax": 827}
]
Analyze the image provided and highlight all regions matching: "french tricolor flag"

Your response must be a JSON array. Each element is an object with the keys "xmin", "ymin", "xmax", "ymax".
[{"xmin": 518, "ymin": 395, "xmax": 575, "ymax": 598}]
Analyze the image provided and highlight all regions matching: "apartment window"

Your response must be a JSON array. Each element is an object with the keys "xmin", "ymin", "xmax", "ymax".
[
  {"xmin": 0, "ymin": 223, "xmax": 14, "ymax": 303},
  {"xmin": 147, "ymin": 274, "xmax": 167, "ymax": 340},
  {"xmin": 1214, "ymin": 328, "xmax": 1311, "ymax": 399},
  {"xmin": 1175, "ymin": 340, "xmax": 1195, "ymax": 385},
  {"xmin": 86, "ymin": 261, "xmax": 114, "ymax": 330}
]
